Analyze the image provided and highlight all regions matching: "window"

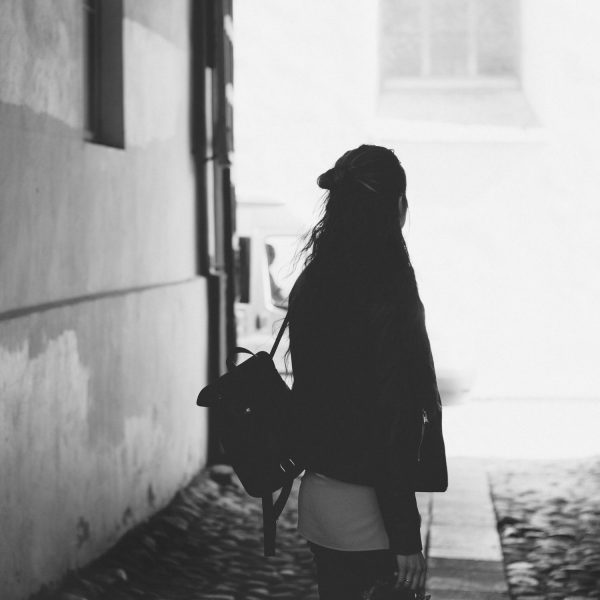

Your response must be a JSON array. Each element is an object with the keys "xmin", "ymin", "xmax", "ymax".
[
  {"xmin": 380, "ymin": 0, "xmax": 518, "ymax": 87},
  {"xmin": 234, "ymin": 236, "xmax": 251, "ymax": 304},
  {"xmin": 86, "ymin": 0, "xmax": 125, "ymax": 147}
]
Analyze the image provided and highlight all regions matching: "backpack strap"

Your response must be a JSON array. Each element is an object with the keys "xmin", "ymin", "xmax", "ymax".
[
  {"xmin": 226, "ymin": 347, "xmax": 255, "ymax": 371},
  {"xmin": 261, "ymin": 476, "xmax": 294, "ymax": 556},
  {"xmin": 226, "ymin": 316, "xmax": 288, "ymax": 371},
  {"xmin": 269, "ymin": 314, "xmax": 290, "ymax": 359},
  {"xmin": 253, "ymin": 314, "xmax": 291, "ymax": 557}
]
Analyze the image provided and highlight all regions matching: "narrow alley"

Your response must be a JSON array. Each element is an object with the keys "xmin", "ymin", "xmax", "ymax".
[{"xmin": 2, "ymin": 1, "xmax": 600, "ymax": 599}]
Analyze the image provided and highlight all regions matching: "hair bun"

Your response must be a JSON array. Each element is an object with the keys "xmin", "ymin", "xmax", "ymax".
[{"xmin": 317, "ymin": 168, "xmax": 336, "ymax": 190}]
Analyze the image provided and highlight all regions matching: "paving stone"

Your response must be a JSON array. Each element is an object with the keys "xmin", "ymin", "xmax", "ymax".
[
  {"xmin": 34, "ymin": 459, "xmax": 511, "ymax": 600},
  {"xmin": 429, "ymin": 523, "xmax": 503, "ymax": 561},
  {"xmin": 425, "ymin": 590, "xmax": 509, "ymax": 600},
  {"xmin": 35, "ymin": 466, "xmax": 319, "ymax": 600},
  {"xmin": 209, "ymin": 464, "xmax": 235, "ymax": 486},
  {"xmin": 427, "ymin": 557, "xmax": 507, "ymax": 593},
  {"xmin": 489, "ymin": 456, "xmax": 600, "ymax": 600}
]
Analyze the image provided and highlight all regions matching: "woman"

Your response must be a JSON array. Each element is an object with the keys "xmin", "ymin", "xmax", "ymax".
[{"xmin": 287, "ymin": 145, "xmax": 446, "ymax": 599}]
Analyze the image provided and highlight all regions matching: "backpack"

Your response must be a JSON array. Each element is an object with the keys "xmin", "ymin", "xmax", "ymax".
[{"xmin": 196, "ymin": 315, "xmax": 303, "ymax": 556}]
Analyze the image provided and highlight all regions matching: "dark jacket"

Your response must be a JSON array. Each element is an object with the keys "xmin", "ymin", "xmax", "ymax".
[{"xmin": 288, "ymin": 268, "xmax": 445, "ymax": 555}]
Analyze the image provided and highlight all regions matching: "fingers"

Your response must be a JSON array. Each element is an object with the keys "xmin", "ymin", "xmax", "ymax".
[
  {"xmin": 416, "ymin": 555, "xmax": 427, "ymax": 595},
  {"xmin": 395, "ymin": 553, "xmax": 427, "ymax": 592},
  {"xmin": 406, "ymin": 565, "xmax": 418, "ymax": 590},
  {"xmin": 394, "ymin": 555, "xmax": 407, "ymax": 589},
  {"xmin": 397, "ymin": 562, "xmax": 425, "ymax": 591},
  {"xmin": 395, "ymin": 565, "xmax": 407, "ymax": 589},
  {"xmin": 418, "ymin": 563, "xmax": 427, "ymax": 592},
  {"xmin": 394, "ymin": 562, "xmax": 418, "ymax": 590}
]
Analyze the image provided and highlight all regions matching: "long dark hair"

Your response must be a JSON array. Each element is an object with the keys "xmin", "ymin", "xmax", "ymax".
[{"xmin": 290, "ymin": 144, "xmax": 418, "ymax": 311}]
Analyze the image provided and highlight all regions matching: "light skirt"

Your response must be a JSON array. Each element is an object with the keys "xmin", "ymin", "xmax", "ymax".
[{"xmin": 297, "ymin": 470, "xmax": 390, "ymax": 551}]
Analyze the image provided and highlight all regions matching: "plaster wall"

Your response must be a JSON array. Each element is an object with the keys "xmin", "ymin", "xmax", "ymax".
[
  {"xmin": 0, "ymin": 0, "xmax": 197, "ymax": 312},
  {"xmin": 0, "ymin": 281, "xmax": 208, "ymax": 599},
  {"xmin": 0, "ymin": 1, "xmax": 210, "ymax": 597},
  {"xmin": 520, "ymin": 0, "xmax": 600, "ymax": 147}
]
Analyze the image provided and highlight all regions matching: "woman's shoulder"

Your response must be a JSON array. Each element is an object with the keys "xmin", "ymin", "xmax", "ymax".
[
  {"xmin": 370, "ymin": 266, "xmax": 421, "ymax": 303},
  {"xmin": 288, "ymin": 265, "xmax": 310, "ymax": 304},
  {"xmin": 366, "ymin": 271, "xmax": 423, "ymax": 326}
]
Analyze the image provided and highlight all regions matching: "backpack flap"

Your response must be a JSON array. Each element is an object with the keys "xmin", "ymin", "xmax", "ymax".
[
  {"xmin": 197, "ymin": 347, "xmax": 256, "ymax": 408},
  {"xmin": 196, "ymin": 382, "xmax": 221, "ymax": 408}
]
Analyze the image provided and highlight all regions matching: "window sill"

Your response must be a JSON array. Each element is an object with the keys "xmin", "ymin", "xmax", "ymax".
[
  {"xmin": 374, "ymin": 83, "xmax": 545, "ymax": 142},
  {"xmin": 382, "ymin": 76, "xmax": 520, "ymax": 91},
  {"xmin": 368, "ymin": 117, "xmax": 549, "ymax": 144}
]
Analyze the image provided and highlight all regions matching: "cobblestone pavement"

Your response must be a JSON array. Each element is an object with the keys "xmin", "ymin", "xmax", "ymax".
[
  {"xmin": 488, "ymin": 457, "xmax": 600, "ymax": 600},
  {"xmin": 43, "ymin": 466, "xmax": 319, "ymax": 600}
]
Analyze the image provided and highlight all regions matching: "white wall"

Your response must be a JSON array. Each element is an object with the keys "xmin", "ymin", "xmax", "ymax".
[
  {"xmin": 234, "ymin": 0, "xmax": 379, "ymax": 219},
  {"xmin": 234, "ymin": 0, "xmax": 600, "ymax": 400}
]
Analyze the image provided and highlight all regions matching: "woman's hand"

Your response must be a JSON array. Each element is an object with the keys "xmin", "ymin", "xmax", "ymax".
[{"xmin": 394, "ymin": 551, "xmax": 427, "ymax": 592}]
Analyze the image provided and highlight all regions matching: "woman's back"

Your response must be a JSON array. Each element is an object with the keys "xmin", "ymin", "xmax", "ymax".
[
  {"xmin": 288, "ymin": 262, "xmax": 424, "ymax": 484},
  {"xmin": 289, "ymin": 270, "xmax": 375, "ymax": 479}
]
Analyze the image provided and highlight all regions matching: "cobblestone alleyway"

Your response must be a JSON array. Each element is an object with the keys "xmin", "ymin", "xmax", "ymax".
[
  {"xmin": 40, "ymin": 457, "xmax": 505, "ymax": 600},
  {"xmin": 44, "ymin": 467, "xmax": 319, "ymax": 600},
  {"xmin": 41, "ymin": 452, "xmax": 600, "ymax": 600}
]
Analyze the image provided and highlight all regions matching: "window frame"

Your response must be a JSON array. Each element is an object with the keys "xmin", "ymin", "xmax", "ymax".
[
  {"xmin": 85, "ymin": 0, "xmax": 125, "ymax": 148},
  {"xmin": 379, "ymin": 0, "xmax": 520, "ymax": 91}
]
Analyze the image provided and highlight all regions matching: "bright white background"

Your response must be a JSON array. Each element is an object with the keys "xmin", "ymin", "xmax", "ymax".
[{"xmin": 233, "ymin": 0, "xmax": 600, "ymax": 457}]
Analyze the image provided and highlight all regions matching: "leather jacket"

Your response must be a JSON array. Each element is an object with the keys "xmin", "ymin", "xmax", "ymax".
[{"xmin": 288, "ymin": 268, "xmax": 445, "ymax": 555}]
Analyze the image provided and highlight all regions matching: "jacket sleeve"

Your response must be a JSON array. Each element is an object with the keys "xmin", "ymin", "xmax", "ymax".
[{"xmin": 368, "ymin": 294, "xmax": 433, "ymax": 555}]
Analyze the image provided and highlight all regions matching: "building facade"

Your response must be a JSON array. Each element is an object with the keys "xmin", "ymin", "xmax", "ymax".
[{"xmin": 0, "ymin": 1, "xmax": 234, "ymax": 598}]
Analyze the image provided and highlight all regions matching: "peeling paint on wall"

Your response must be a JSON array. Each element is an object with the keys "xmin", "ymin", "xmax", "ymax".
[
  {"xmin": 0, "ymin": 329, "xmax": 94, "ymax": 590},
  {"xmin": 0, "ymin": 281, "xmax": 209, "ymax": 599}
]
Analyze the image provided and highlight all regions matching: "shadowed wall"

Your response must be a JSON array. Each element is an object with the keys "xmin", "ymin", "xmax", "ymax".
[{"xmin": 0, "ymin": 1, "xmax": 209, "ymax": 598}]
